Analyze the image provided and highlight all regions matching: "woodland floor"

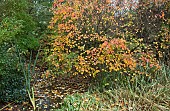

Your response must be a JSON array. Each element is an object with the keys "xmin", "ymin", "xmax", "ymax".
[{"xmin": 0, "ymin": 68, "xmax": 92, "ymax": 111}]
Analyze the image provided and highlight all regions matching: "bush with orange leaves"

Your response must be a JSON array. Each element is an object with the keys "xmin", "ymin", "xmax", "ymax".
[{"xmin": 47, "ymin": 0, "xmax": 160, "ymax": 78}]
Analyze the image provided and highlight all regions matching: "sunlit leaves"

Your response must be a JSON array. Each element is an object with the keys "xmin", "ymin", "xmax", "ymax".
[
  {"xmin": 47, "ymin": 0, "xmax": 163, "ymax": 78},
  {"xmin": 0, "ymin": 17, "xmax": 24, "ymax": 44}
]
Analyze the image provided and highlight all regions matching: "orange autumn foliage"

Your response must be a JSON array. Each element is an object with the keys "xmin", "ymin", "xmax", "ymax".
[{"xmin": 47, "ymin": 0, "xmax": 161, "ymax": 77}]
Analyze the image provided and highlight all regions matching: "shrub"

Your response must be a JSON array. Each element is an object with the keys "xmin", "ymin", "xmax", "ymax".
[
  {"xmin": 47, "ymin": 0, "xmax": 160, "ymax": 78},
  {"xmin": 0, "ymin": 72, "xmax": 26, "ymax": 103},
  {"xmin": 0, "ymin": 0, "xmax": 39, "ymax": 51},
  {"xmin": 0, "ymin": 0, "xmax": 39, "ymax": 103},
  {"xmin": 115, "ymin": 0, "xmax": 170, "ymax": 65},
  {"xmin": 0, "ymin": 43, "xmax": 26, "ymax": 103}
]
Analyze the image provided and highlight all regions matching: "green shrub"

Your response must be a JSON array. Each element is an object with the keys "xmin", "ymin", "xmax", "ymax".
[
  {"xmin": 0, "ymin": 43, "xmax": 26, "ymax": 103},
  {"xmin": 0, "ymin": 0, "xmax": 39, "ymax": 51},
  {"xmin": 0, "ymin": 71, "xmax": 26, "ymax": 103},
  {"xmin": 0, "ymin": 0, "xmax": 39, "ymax": 103},
  {"xmin": 0, "ymin": 17, "xmax": 24, "ymax": 44}
]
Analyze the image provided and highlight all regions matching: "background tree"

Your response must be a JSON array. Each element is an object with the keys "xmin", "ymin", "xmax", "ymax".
[{"xmin": 0, "ymin": 0, "xmax": 53, "ymax": 102}]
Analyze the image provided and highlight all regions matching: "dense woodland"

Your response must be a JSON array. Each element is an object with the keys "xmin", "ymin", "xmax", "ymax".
[{"xmin": 0, "ymin": 0, "xmax": 170, "ymax": 110}]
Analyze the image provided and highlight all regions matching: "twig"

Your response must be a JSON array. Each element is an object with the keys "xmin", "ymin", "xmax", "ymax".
[{"xmin": 0, "ymin": 102, "xmax": 14, "ymax": 111}]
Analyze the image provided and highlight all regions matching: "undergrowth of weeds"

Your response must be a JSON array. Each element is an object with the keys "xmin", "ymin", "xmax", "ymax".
[{"xmin": 57, "ymin": 65, "xmax": 170, "ymax": 111}]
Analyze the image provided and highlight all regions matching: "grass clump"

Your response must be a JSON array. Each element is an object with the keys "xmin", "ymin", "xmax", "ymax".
[{"xmin": 57, "ymin": 65, "xmax": 170, "ymax": 111}]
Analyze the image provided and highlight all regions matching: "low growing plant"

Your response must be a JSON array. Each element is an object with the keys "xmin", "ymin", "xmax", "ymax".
[
  {"xmin": 17, "ymin": 46, "xmax": 40, "ymax": 111},
  {"xmin": 0, "ymin": 43, "xmax": 26, "ymax": 103},
  {"xmin": 57, "ymin": 65, "xmax": 170, "ymax": 111}
]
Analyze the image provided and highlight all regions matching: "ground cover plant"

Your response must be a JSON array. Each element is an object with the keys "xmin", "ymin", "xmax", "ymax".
[
  {"xmin": 0, "ymin": 0, "xmax": 169, "ymax": 110},
  {"xmin": 58, "ymin": 71, "xmax": 170, "ymax": 111}
]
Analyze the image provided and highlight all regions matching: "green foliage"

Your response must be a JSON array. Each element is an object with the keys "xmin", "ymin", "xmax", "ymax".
[
  {"xmin": 29, "ymin": 0, "xmax": 53, "ymax": 32},
  {"xmin": 0, "ymin": 0, "xmax": 28, "ymax": 18},
  {"xmin": 57, "ymin": 65, "xmax": 170, "ymax": 111},
  {"xmin": 0, "ymin": 43, "xmax": 26, "ymax": 103},
  {"xmin": 0, "ymin": 44, "xmax": 21, "ymax": 103},
  {"xmin": 0, "ymin": 0, "xmax": 39, "ymax": 51},
  {"xmin": 18, "ymin": 48, "xmax": 40, "ymax": 111},
  {"xmin": 0, "ymin": 17, "xmax": 39, "ymax": 50},
  {"xmin": 0, "ymin": 43, "xmax": 19, "ymax": 73},
  {"xmin": 0, "ymin": 17, "xmax": 24, "ymax": 44},
  {"xmin": 0, "ymin": 0, "xmax": 40, "ymax": 103},
  {"xmin": 57, "ymin": 94, "xmax": 82, "ymax": 111},
  {"xmin": 0, "ymin": 72, "xmax": 26, "ymax": 103}
]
